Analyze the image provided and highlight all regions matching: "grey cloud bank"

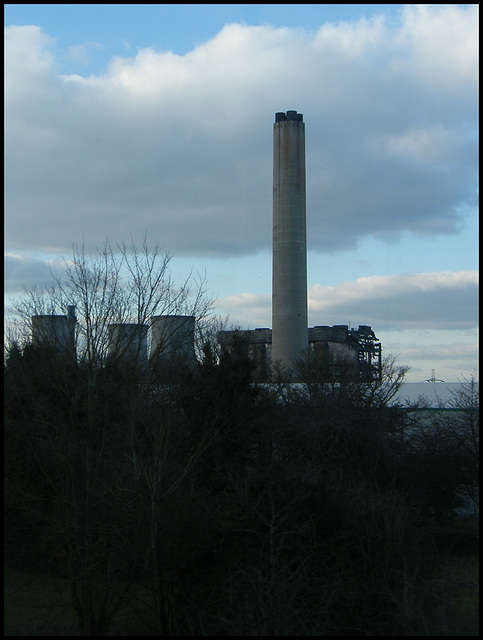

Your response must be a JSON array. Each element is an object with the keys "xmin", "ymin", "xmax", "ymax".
[
  {"xmin": 4, "ymin": 255, "xmax": 57, "ymax": 293},
  {"xmin": 5, "ymin": 5, "xmax": 478, "ymax": 258}
]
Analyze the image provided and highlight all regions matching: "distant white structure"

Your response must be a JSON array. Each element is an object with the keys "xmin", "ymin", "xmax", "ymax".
[{"xmin": 424, "ymin": 369, "xmax": 444, "ymax": 383}]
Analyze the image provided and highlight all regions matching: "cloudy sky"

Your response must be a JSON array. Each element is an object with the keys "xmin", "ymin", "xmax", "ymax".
[{"xmin": 4, "ymin": 4, "xmax": 479, "ymax": 381}]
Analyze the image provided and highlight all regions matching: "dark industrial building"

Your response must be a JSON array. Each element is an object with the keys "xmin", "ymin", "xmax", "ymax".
[{"xmin": 218, "ymin": 324, "xmax": 381, "ymax": 382}]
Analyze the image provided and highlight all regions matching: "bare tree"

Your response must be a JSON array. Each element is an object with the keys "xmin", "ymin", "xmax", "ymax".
[
  {"xmin": 5, "ymin": 238, "xmax": 215, "ymax": 636},
  {"xmin": 434, "ymin": 373, "xmax": 479, "ymax": 516},
  {"xmin": 10, "ymin": 238, "xmax": 212, "ymax": 365}
]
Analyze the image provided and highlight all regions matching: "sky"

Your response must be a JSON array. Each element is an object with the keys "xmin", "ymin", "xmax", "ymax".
[{"xmin": 4, "ymin": 4, "xmax": 479, "ymax": 381}]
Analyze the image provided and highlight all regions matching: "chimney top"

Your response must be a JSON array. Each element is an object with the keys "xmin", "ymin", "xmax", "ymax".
[{"xmin": 275, "ymin": 111, "xmax": 303, "ymax": 123}]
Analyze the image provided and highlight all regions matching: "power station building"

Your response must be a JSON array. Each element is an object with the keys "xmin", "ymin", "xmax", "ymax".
[
  {"xmin": 218, "ymin": 324, "xmax": 381, "ymax": 382},
  {"xmin": 218, "ymin": 110, "xmax": 382, "ymax": 382},
  {"xmin": 30, "ymin": 110, "xmax": 382, "ymax": 382}
]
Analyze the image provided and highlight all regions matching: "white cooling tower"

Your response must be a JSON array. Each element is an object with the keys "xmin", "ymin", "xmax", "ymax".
[
  {"xmin": 31, "ymin": 314, "xmax": 75, "ymax": 354},
  {"xmin": 107, "ymin": 323, "xmax": 148, "ymax": 362},
  {"xmin": 150, "ymin": 315, "xmax": 196, "ymax": 363}
]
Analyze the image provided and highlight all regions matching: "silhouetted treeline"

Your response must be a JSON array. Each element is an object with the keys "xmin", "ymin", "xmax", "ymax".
[{"xmin": 4, "ymin": 342, "xmax": 478, "ymax": 636}]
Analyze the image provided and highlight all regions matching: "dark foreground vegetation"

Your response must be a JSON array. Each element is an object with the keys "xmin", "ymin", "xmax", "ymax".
[
  {"xmin": 4, "ymin": 241, "xmax": 478, "ymax": 635},
  {"xmin": 5, "ymin": 342, "xmax": 479, "ymax": 636}
]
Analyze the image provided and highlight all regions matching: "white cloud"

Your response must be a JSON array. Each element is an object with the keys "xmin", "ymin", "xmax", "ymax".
[
  {"xmin": 67, "ymin": 41, "xmax": 103, "ymax": 67},
  {"xmin": 314, "ymin": 14, "xmax": 388, "ymax": 58},
  {"xmin": 388, "ymin": 339, "xmax": 478, "ymax": 363},
  {"xmin": 308, "ymin": 270, "xmax": 479, "ymax": 330},
  {"xmin": 382, "ymin": 125, "xmax": 466, "ymax": 167},
  {"xmin": 4, "ymin": 5, "xmax": 478, "ymax": 258},
  {"xmin": 216, "ymin": 292, "xmax": 272, "ymax": 328},
  {"xmin": 395, "ymin": 4, "xmax": 478, "ymax": 85},
  {"xmin": 214, "ymin": 270, "xmax": 478, "ymax": 333},
  {"xmin": 380, "ymin": 333, "xmax": 478, "ymax": 382}
]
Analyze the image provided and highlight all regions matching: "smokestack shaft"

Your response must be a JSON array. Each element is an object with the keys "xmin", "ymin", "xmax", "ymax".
[{"xmin": 272, "ymin": 111, "xmax": 308, "ymax": 371}]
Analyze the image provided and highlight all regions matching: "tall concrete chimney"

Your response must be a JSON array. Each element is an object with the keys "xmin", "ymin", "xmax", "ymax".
[{"xmin": 272, "ymin": 110, "xmax": 308, "ymax": 374}]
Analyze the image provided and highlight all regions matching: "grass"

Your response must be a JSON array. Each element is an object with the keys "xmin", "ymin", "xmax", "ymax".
[
  {"xmin": 4, "ymin": 520, "xmax": 479, "ymax": 635},
  {"xmin": 440, "ymin": 553, "xmax": 479, "ymax": 635},
  {"xmin": 4, "ymin": 568, "xmax": 159, "ymax": 636},
  {"xmin": 4, "ymin": 567, "xmax": 76, "ymax": 636},
  {"xmin": 427, "ymin": 520, "xmax": 479, "ymax": 636}
]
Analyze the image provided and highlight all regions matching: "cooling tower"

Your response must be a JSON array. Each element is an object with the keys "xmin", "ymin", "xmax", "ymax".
[
  {"xmin": 150, "ymin": 315, "xmax": 196, "ymax": 364},
  {"xmin": 107, "ymin": 323, "xmax": 148, "ymax": 363},
  {"xmin": 272, "ymin": 110, "xmax": 308, "ymax": 373},
  {"xmin": 31, "ymin": 314, "xmax": 75, "ymax": 355}
]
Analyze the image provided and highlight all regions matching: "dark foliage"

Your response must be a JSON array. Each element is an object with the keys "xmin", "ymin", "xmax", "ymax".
[{"xmin": 4, "ymin": 343, "xmax": 478, "ymax": 635}]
